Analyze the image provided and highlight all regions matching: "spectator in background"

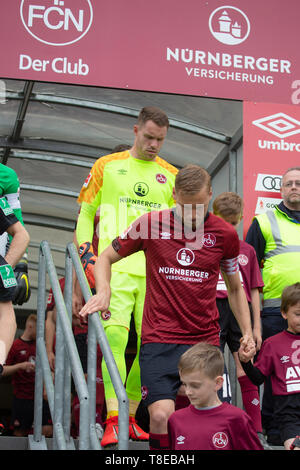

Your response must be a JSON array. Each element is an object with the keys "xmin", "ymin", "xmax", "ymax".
[{"xmin": 3, "ymin": 314, "xmax": 52, "ymax": 437}]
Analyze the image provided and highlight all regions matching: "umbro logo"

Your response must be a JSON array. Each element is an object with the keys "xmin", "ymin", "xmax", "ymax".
[
  {"xmin": 161, "ymin": 232, "xmax": 171, "ymax": 239},
  {"xmin": 117, "ymin": 169, "xmax": 127, "ymax": 175},
  {"xmin": 176, "ymin": 435, "xmax": 185, "ymax": 445},
  {"xmin": 251, "ymin": 398, "xmax": 260, "ymax": 406},
  {"xmin": 280, "ymin": 355, "xmax": 290, "ymax": 363},
  {"xmin": 253, "ymin": 113, "xmax": 300, "ymax": 139}
]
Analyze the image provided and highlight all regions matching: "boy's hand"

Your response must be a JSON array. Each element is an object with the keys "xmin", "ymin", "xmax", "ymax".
[{"xmin": 238, "ymin": 338, "xmax": 256, "ymax": 363}]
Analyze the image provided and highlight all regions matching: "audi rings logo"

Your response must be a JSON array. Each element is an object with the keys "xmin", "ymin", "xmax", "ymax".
[
  {"xmin": 255, "ymin": 173, "xmax": 282, "ymax": 193},
  {"xmin": 262, "ymin": 176, "xmax": 281, "ymax": 191}
]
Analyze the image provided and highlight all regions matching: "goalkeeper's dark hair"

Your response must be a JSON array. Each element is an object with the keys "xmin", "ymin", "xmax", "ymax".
[{"xmin": 137, "ymin": 107, "xmax": 169, "ymax": 129}]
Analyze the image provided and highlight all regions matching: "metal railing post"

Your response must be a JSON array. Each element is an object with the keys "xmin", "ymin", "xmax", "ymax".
[
  {"xmin": 33, "ymin": 247, "xmax": 47, "ymax": 445},
  {"xmin": 63, "ymin": 253, "xmax": 73, "ymax": 443},
  {"xmin": 87, "ymin": 320, "xmax": 101, "ymax": 449},
  {"xmin": 66, "ymin": 242, "xmax": 129, "ymax": 450},
  {"xmin": 31, "ymin": 240, "xmax": 129, "ymax": 450}
]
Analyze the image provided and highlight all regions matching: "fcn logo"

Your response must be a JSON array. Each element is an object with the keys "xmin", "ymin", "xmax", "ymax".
[
  {"xmin": 212, "ymin": 432, "xmax": 228, "ymax": 448},
  {"xmin": 20, "ymin": 0, "xmax": 93, "ymax": 46}
]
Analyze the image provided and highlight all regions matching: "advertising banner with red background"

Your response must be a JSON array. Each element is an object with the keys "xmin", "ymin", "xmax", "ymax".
[
  {"xmin": 243, "ymin": 101, "xmax": 300, "ymax": 237},
  {"xmin": 0, "ymin": 0, "xmax": 300, "ymax": 105}
]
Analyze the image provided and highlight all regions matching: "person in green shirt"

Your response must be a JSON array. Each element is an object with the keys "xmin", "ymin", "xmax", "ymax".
[
  {"xmin": 0, "ymin": 197, "xmax": 30, "ymax": 375},
  {"xmin": 75, "ymin": 106, "xmax": 178, "ymax": 447},
  {"xmin": 0, "ymin": 164, "xmax": 31, "ymax": 305}
]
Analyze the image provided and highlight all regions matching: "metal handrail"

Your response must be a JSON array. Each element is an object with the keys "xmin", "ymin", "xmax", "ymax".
[
  {"xmin": 29, "ymin": 240, "xmax": 129, "ymax": 450},
  {"xmin": 66, "ymin": 242, "xmax": 129, "ymax": 450}
]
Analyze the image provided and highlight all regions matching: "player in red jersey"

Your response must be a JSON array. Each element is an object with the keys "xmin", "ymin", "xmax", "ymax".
[
  {"xmin": 239, "ymin": 282, "xmax": 300, "ymax": 451},
  {"xmin": 168, "ymin": 342, "xmax": 263, "ymax": 450},
  {"xmin": 79, "ymin": 164, "xmax": 255, "ymax": 450}
]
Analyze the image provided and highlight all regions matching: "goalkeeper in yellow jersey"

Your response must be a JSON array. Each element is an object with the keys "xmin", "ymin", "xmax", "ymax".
[{"xmin": 75, "ymin": 107, "xmax": 178, "ymax": 446}]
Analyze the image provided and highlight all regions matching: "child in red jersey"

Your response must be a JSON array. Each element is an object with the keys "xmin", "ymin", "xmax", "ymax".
[
  {"xmin": 168, "ymin": 342, "xmax": 263, "ymax": 450},
  {"xmin": 239, "ymin": 283, "xmax": 300, "ymax": 451},
  {"xmin": 3, "ymin": 314, "xmax": 52, "ymax": 437},
  {"xmin": 213, "ymin": 192, "xmax": 267, "ymax": 446}
]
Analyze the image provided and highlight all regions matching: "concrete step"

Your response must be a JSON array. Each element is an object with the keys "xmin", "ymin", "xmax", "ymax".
[
  {"xmin": 0, "ymin": 436, "xmax": 284, "ymax": 451},
  {"xmin": 0, "ymin": 435, "xmax": 149, "ymax": 451}
]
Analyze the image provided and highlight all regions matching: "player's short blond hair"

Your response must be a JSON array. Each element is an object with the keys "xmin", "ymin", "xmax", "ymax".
[
  {"xmin": 175, "ymin": 165, "xmax": 211, "ymax": 195},
  {"xmin": 178, "ymin": 342, "xmax": 224, "ymax": 379},
  {"xmin": 213, "ymin": 191, "xmax": 243, "ymax": 218},
  {"xmin": 281, "ymin": 283, "xmax": 300, "ymax": 313}
]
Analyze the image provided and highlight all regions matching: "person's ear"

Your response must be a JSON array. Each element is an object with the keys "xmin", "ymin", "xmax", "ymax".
[{"xmin": 215, "ymin": 375, "xmax": 224, "ymax": 392}]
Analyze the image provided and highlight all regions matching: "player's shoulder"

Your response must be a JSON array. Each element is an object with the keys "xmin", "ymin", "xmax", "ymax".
[
  {"xmin": 154, "ymin": 156, "xmax": 178, "ymax": 176},
  {"xmin": 264, "ymin": 330, "xmax": 289, "ymax": 347},
  {"xmin": 93, "ymin": 151, "xmax": 131, "ymax": 170},
  {"xmin": 0, "ymin": 164, "xmax": 19, "ymax": 192},
  {"xmin": 207, "ymin": 213, "xmax": 237, "ymax": 235},
  {"xmin": 136, "ymin": 208, "xmax": 170, "ymax": 228},
  {"xmin": 0, "ymin": 163, "xmax": 18, "ymax": 178},
  {"xmin": 239, "ymin": 239, "xmax": 257, "ymax": 256},
  {"xmin": 221, "ymin": 402, "xmax": 249, "ymax": 420}
]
